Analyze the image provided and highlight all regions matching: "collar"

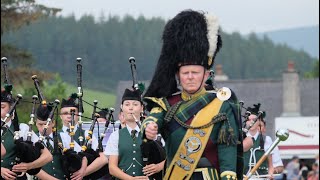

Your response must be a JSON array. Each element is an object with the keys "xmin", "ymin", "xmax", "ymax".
[
  {"xmin": 181, "ymin": 87, "xmax": 206, "ymax": 101},
  {"xmin": 48, "ymin": 132, "xmax": 53, "ymax": 138},
  {"xmin": 126, "ymin": 124, "xmax": 140, "ymax": 134},
  {"xmin": 247, "ymin": 131, "xmax": 260, "ymax": 140},
  {"xmin": 5, "ymin": 120, "xmax": 12, "ymax": 127}
]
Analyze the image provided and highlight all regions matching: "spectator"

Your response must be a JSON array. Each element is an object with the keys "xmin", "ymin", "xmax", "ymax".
[
  {"xmin": 299, "ymin": 161, "xmax": 309, "ymax": 180},
  {"xmin": 307, "ymin": 163, "xmax": 319, "ymax": 180},
  {"xmin": 286, "ymin": 156, "xmax": 300, "ymax": 180}
]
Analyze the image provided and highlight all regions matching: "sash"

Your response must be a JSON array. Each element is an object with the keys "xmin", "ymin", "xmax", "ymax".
[
  {"xmin": 164, "ymin": 98, "xmax": 223, "ymax": 180},
  {"xmin": 166, "ymin": 93, "xmax": 216, "ymax": 134}
]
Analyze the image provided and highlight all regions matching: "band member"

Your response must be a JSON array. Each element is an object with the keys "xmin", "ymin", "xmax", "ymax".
[
  {"xmin": 118, "ymin": 110, "xmax": 126, "ymax": 129},
  {"xmin": 1, "ymin": 88, "xmax": 52, "ymax": 180},
  {"xmin": 59, "ymin": 93, "xmax": 108, "ymax": 180},
  {"xmin": 243, "ymin": 103, "xmax": 274, "ymax": 178},
  {"xmin": 104, "ymin": 88, "xmax": 150, "ymax": 180},
  {"xmin": 142, "ymin": 10, "xmax": 243, "ymax": 180},
  {"xmin": 33, "ymin": 104, "xmax": 66, "ymax": 180},
  {"xmin": 96, "ymin": 108, "xmax": 121, "ymax": 152},
  {"xmin": 97, "ymin": 108, "xmax": 109, "ymax": 123},
  {"xmin": 260, "ymin": 117, "xmax": 284, "ymax": 174}
]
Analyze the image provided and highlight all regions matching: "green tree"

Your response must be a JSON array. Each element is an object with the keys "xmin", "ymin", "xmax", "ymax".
[
  {"xmin": 1, "ymin": 0, "xmax": 61, "ymax": 64},
  {"xmin": 15, "ymin": 74, "xmax": 67, "ymax": 127},
  {"xmin": 305, "ymin": 60, "xmax": 319, "ymax": 78}
]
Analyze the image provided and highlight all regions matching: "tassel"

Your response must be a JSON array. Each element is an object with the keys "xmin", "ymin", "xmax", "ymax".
[
  {"xmin": 227, "ymin": 127, "xmax": 237, "ymax": 146},
  {"xmin": 218, "ymin": 123, "xmax": 227, "ymax": 144}
]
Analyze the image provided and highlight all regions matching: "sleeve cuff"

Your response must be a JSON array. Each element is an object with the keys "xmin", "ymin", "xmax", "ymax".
[{"xmin": 220, "ymin": 171, "xmax": 237, "ymax": 180}]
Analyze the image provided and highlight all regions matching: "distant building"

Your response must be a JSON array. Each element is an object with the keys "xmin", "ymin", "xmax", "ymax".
[{"xmin": 214, "ymin": 64, "xmax": 229, "ymax": 81}]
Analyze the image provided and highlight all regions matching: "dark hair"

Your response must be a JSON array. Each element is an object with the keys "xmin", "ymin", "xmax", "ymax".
[{"xmin": 292, "ymin": 156, "xmax": 299, "ymax": 160}]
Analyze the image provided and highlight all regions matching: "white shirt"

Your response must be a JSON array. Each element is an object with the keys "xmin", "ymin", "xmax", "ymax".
[
  {"xmin": 104, "ymin": 124, "xmax": 140, "ymax": 156},
  {"xmin": 1, "ymin": 120, "xmax": 39, "ymax": 143},
  {"xmin": 247, "ymin": 131, "xmax": 274, "ymax": 155},
  {"xmin": 60, "ymin": 124, "xmax": 98, "ymax": 152},
  {"xmin": 272, "ymin": 146, "xmax": 283, "ymax": 167}
]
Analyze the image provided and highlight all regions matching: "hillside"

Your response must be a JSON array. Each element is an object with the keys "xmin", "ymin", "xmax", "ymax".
[{"xmin": 258, "ymin": 26, "xmax": 319, "ymax": 58}]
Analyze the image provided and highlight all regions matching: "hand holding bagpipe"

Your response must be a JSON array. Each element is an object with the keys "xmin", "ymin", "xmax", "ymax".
[
  {"xmin": 127, "ymin": 56, "xmax": 165, "ymax": 179},
  {"xmin": 138, "ymin": 115, "xmax": 166, "ymax": 180},
  {"xmin": 14, "ymin": 96, "xmax": 47, "ymax": 176}
]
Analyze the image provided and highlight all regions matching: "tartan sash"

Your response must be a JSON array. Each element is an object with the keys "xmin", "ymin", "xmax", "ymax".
[
  {"xmin": 163, "ymin": 98, "xmax": 223, "ymax": 180},
  {"xmin": 166, "ymin": 93, "xmax": 216, "ymax": 133}
]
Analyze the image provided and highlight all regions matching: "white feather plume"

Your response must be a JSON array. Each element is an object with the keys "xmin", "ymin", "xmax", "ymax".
[{"xmin": 204, "ymin": 14, "xmax": 219, "ymax": 57}]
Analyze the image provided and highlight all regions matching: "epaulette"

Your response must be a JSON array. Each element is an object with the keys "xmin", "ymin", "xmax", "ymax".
[{"xmin": 144, "ymin": 97, "xmax": 167, "ymax": 111}]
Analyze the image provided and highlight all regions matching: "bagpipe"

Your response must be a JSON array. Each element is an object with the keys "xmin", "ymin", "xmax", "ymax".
[
  {"xmin": 60, "ymin": 57, "xmax": 109, "ymax": 179},
  {"xmin": 80, "ymin": 100, "xmax": 109, "ymax": 180},
  {"xmin": 60, "ymin": 58, "xmax": 85, "ymax": 178},
  {"xmin": 76, "ymin": 58, "xmax": 85, "ymax": 147},
  {"xmin": 129, "ymin": 57, "xmax": 166, "ymax": 180},
  {"xmin": 61, "ymin": 108, "xmax": 84, "ymax": 178},
  {"xmin": 32, "ymin": 74, "xmax": 80, "ymax": 178},
  {"xmin": 240, "ymin": 102, "xmax": 269, "ymax": 161},
  {"xmin": 98, "ymin": 107, "xmax": 115, "ymax": 151},
  {"xmin": 1, "ymin": 57, "xmax": 43, "ymax": 176},
  {"xmin": 240, "ymin": 102, "xmax": 265, "ymax": 134}
]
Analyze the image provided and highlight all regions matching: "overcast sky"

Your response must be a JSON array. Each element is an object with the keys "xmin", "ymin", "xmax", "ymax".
[{"xmin": 37, "ymin": 0, "xmax": 319, "ymax": 35}]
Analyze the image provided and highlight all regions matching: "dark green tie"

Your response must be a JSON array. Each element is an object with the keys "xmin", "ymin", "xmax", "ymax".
[{"xmin": 131, "ymin": 130, "xmax": 137, "ymax": 141}]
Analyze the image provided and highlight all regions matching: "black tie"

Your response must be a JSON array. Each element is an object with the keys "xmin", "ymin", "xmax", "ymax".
[
  {"xmin": 46, "ymin": 136, "xmax": 53, "ymax": 151},
  {"xmin": 1, "ymin": 126, "xmax": 8, "ymax": 136},
  {"xmin": 131, "ymin": 130, "xmax": 137, "ymax": 141}
]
